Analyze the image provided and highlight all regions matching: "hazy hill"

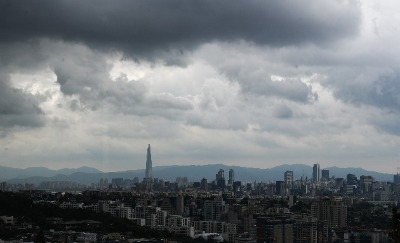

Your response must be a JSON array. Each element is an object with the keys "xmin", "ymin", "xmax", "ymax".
[
  {"xmin": 2, "ymin": 164, "xmax": 394, "ymax": 185},
  {"xmin": 325, "ymin": 166, "xmax": 393, "ymax": 181},
  {"xmin": 0, "ymin": 165, "xmax": 102, "ymax": 181}
]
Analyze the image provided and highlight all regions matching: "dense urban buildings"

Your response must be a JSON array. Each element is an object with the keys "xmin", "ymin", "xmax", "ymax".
[{"xmin": 1, "ymin": 147, "xmax": 399, "ymax": 242}]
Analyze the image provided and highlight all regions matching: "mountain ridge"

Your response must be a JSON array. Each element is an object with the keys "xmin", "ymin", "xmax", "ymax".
[{"xmin": 1, "ymin": 164, "xmax": 394, "ymax": 185}]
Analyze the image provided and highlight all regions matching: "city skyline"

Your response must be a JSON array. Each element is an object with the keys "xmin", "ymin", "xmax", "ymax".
[{"xmin": 1, "ymin": 1, "xmax": 400, "ymax": 173}]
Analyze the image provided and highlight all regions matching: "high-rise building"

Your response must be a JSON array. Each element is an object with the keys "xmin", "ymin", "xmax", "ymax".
[
  {"xmin": 321, "ymin": 169, "xmax": 329, "ymax": 181},
  {"xmin": 395, "ymin": 173, "xmax": 400, "ymax": 203},
  {"xmin": 216, "ymin": 169, "xmax": 225, "ymax": 189},
  {"xmin": 144, "ymin": 144, "xmax": 153, "ymax": 191},
  {"xmin": 216, "ymin": 169, "xmax": 224, "ymax": 180},
  {"xmin": 233, "ymin": 181, "xmax": 241, "ymax": 192},
  {"xmin": 201, "ymin": 178, "xmax": 208, "ymax": 191},
  {"xmin": 394, "ymin": 173, "xmax": 400, "ymax": 184},
  {"xmin": 276, "ymin": 181, "xmax": 285, "ymax": 196},
  {"xmin": 313, "ymin": 163, "xmax": 320, "ymax": 182},
  {"xmin": 145, "ymin": 144, "xmax": 152, "ymax": 179},
  {"xmin": 228, "ymin": 169, "xmax": 235, "ymax": 185},
  {"xmin": 204, "ymin": 198, "xmax": 225, "ymax": 221},
  {"xmin": 257, "ymin": 217, "xmax": 295, "ymax": 243},
  {"xmin": 347, "ymin": 173, "xmax": 357, "ymax": 185},
  {"xmin": 360, "ymin": 175, "xmax": 374, "ymax": 193},
  {"xmin": 176, "ymin": 195, "xmax": 184, "ymax": 215},
  {"xmin": 284, "ymin": 171, "xmax": 293, "ymax": 189},
  {"xmin": 311, "ymin": 198, "xmax": 347, "ymax": 228}
]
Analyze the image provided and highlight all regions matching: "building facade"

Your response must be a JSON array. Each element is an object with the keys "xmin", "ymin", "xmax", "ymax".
[{"xmin": 312, "ymin": 163, "xmax": 320, "ymax": 182}]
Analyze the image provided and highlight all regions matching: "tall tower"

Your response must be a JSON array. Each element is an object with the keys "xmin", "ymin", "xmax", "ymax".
[
  {"xmin": 145, "ymin": 144, "xmax": 152, "ymax": 179},
  {"xmin": 144, "ymin": 144, "xmax": 153, "ymax": 191},
  {"xmin": 313, "ymin": 163, "xmax": 320, "ymax": 182},
  {"xmin": 284, "ymin": 171, "xmax": 293, "ymax": 189},
  {"xmin": 216, "ymin": 169, "xmax": 225, "ymax": 189},
  {"xmin": 228, "ymin": 169, "xmax": 235, "ymax": 185}
]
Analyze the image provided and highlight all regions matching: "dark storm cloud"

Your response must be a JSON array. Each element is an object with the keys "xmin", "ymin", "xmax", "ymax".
[
  {"xmin": 330, "ymin": 70, "xmax": 400, "ymax": 112},
  {"xmin": 51, "ymin": 51, "xmax": 193, "ymax": 118},
  {"xmin": 0, "ymin": 0, "xmax": 360, "ymax": 58},
  {"xmin": 0, "ymin": 74, "xmax": 44, "ymax": 128}
]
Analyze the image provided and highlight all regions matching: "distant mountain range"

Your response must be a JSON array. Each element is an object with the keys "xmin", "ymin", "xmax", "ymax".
[{"xmin": 0, "ymin": 164, "xmax": 395, "ymax": 185}]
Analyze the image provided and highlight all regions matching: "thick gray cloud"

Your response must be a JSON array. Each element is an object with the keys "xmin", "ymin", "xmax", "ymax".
[
  {"xmin": 370, "ymin": 112, "xmax": 400, "ymax": 135},
  {"xmin": 327, "ymin": 69, "xmax": 400, "ymax": 135},
  {"xmin": 49, "ymin": 43, "xmax": 193, "ymax": 118},
  {"xmin": 329, "ymin": 70, "xmax": 400, "ymax": 112},
  {"xmin": 1, "ymin": 0, "xmax": 400, "ymax": 174},
  {"xmin": 0, "ymin": 74, "xmax": 44, "ymax": 128},
  {"xmin": 273, "ymin": 104, "xmax": 293, "ymax": 119},
  {"xmin": 0, "ymin": 0, "xmax": 360, "ymax": 59},
  {"xmin": 241, "ymin": 77, "xmax": 317, "ymax": 103}
]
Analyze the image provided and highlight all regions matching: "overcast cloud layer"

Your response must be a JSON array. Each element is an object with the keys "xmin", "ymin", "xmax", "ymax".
[{"xmin": 0, "ymin": 0, "xmax": 399, "ymax": 174}]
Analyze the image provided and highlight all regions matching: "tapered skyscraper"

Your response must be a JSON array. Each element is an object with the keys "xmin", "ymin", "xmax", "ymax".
[
  {"xmin": 313, "ymin": 163, "xmax": 320, "ymax": 182},
  {"xmin": 145, "ymin": 144, "xmax": 152, "ymax": 179}
]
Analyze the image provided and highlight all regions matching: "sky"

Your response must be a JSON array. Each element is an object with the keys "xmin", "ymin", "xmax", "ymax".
[{"xmin": 1, "ymin": 0, "xmax": 400, "ymax": 173}]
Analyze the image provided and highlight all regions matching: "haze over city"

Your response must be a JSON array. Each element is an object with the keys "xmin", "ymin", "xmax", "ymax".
[{"xmin": 1, "ymin": 1, "xmax": 400, "ymax": 173}]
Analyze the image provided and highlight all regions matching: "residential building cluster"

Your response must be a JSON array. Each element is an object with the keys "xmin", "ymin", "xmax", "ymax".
[{"xmin": 1, "ymin": 148, "xmax": 399, "ymax": 242}]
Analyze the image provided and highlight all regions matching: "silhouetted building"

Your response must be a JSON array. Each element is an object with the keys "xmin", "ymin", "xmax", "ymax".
[
  {"xmin": 228, "ymin": 169, "xmax": 235, "ymax": 185},
  {"xmin": 395, "ymin": 173, "xmax": 400, "ymax": 203},
  {"xmin": 294, "ymin": 219, "xmax": 315, "ymax": 243},
  {"xmin": 276, "ymin": 181, "xmax": 285, "ymax": 196},
  {"xmin": 201, "ymin": 178, "xmax": 208, "ymax": 191},
  {"xmin": 284, "ymin": 171, "xmax": 293, "ymax": 190},
  {"xmin": 313, "ymin": 163, "xmax": 320, "ymax": 182},
  {"xmin": 176, "ymin": 195, "xmax": 184, "ymax": 215},
  {"xmin": 204, "ymin": 198, "xmax": 225, "ymax": 221},
  {"xmin": 394, "ymin": 173, "xmax": 400, "ymax": 184},
  {"xmin": 233, "ymin": 181, "xmax": 241, "ymax": 192},
  {"xmin": 359, "ymin": 175, "xmax": 374, "ymax": 193},
  {"xmin": 321, "ymin": 169, "xmax": 329, "ymax": 181},
  {"xmin": 346, "ymin": 174, "xmax": 357, "ymax": 185},
  {"xmin": 311, "ymin": 198, "xmax": 347, "ymax": 228},
  {"xmin": 176, "ymin": 177, "xmax": 188, "ymax": 188},
  {"xmin": 294, "ymin": 217, "xmax": 329, "ymax": 243},
  {"xmin": 216, "ymin": 169, "xmax": 225, "ymax": 189},
  {"xmin": 145, "ymin": 144, "xmax": 152, "ymax": 179},
  {"xmin": 144, "ymin": 144, "xmax": 153, "ymax": 191},
  {"xmin": 257, "ymin": 217, "xmax": 295, "ymax": 243}
]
